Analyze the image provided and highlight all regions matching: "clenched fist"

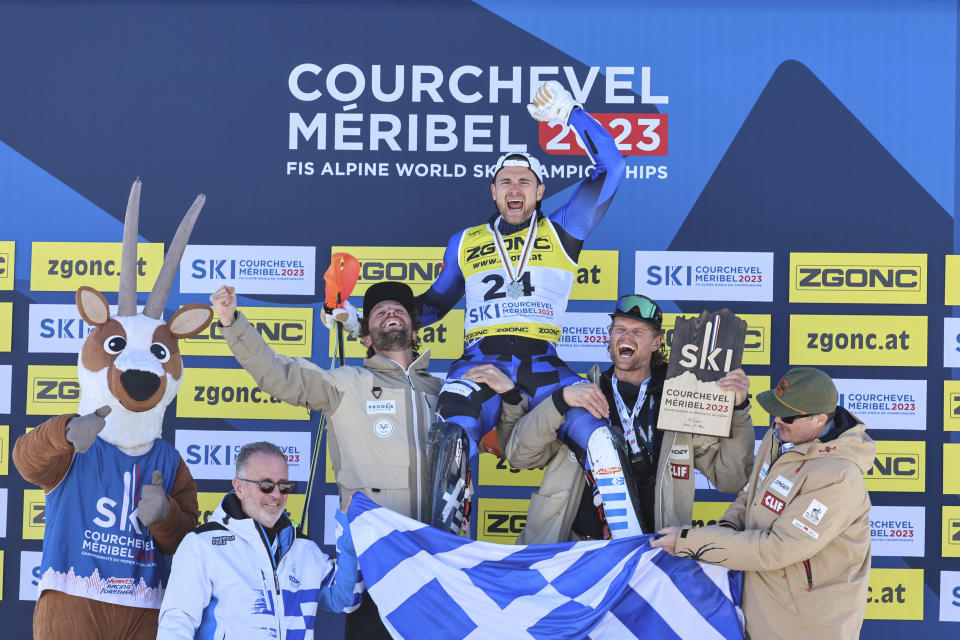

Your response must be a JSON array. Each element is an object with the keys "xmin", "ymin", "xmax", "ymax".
[
  {"xmin": 527, "ymin": 80, "xmax": 580, "ymax": 125},
  {"xmin": 210, "ymin": 285, "xmax": 238, "ymax": 327}
]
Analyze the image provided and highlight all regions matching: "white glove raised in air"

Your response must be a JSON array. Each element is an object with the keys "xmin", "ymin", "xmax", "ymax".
[
  {"xmin": 321, "ymin": 299, "xmax": 360, "ymax": 338},
  {"xmin": 526, "ymin": 80, "xmax": 581, "ymax": 125}
]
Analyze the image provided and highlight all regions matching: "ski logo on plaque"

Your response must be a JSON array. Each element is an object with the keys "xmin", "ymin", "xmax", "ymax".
[{"xmin": 658, "ymin": 309, "xmax": 747, "ymax": 437}]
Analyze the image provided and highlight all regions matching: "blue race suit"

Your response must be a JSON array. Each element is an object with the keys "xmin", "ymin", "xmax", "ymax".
[{"xmin": 417, "ymin": 107, "xmax": 626, "ymax": 457}]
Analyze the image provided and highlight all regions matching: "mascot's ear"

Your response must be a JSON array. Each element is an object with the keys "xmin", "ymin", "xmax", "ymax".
[
  {"xmin": 76, "ymin": 286, "xmax": 111, "ymax": 326},
  {"xmin": 167, "ymin": 303, "xmax": 214, "ymax": 339}
]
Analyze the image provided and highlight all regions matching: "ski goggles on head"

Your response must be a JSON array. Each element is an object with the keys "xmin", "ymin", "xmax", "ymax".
[
  {"xmin": 239, "ymin": 478, "xmax": 295, "ymax": 494},
  {"xmin": 611, "ymin": 294, "xmax": 662, "ymax": 331}
]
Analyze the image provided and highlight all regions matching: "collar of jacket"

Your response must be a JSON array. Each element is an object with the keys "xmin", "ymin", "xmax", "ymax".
[
  {"xmin": 771, "ymin": 412, "xmax": 874, "ymax": 473},
  {"xmin": 213, "ymin": 492, "xmax": 299, "ymax": 559},
  {"xmin": 364, "ymin": 348, "xmax": 432, "ymax": 374}
]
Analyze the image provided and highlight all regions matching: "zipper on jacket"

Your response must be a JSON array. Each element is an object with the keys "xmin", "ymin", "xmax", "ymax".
[
  {"xmin": 405, "ymin": 369, "xmax": 423, "ymax": 522},
  {"xmin": 802, "ymin": 559, "xmax": 813, "ymax": 591}
]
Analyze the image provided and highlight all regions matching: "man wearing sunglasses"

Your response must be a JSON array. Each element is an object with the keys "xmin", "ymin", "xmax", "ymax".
[
  {"xmin": 506, "ymin": 294, "xmax": 755, "ymax": 543},
  {"xmin": 652, "ymin": 367, "xmax": 875, "ymax": 640},
  {"xmin": 158, "ymin": 441, "xmax": 362, "ymax": 639},
  {"xmin": 412, "ymin": 80, "xmax": 627, "ymax": 534}
]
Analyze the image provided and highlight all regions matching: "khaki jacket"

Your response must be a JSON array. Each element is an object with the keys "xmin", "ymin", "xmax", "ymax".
[
  {"xmin": 222, "ymin": 311, "xmax": 443, "ymax": 521},
  {"xmin": 675, "ymin": 407, "xmax": 875, "ymax": 640},
  {"xmin": 505, "ymin": 365, "xmax": 755, "ymax": 544}
]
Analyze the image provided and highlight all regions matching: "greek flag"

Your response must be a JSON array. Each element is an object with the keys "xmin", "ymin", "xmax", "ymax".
[{"xmin": 347, "ymin": 494, "xmax": 743, "ymax": 640}]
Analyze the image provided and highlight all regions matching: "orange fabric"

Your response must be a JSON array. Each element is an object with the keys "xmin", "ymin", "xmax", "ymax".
[{"xmin": 323, "ymin": 252, "xmax": 360, "ymax": 308}]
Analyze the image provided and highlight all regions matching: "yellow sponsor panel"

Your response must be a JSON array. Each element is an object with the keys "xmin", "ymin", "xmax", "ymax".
[
  {"xmin": 182, "ymin": 306, "xmax": 313, "ymax": 357},
  {"xmin": 664, "ymin": 313, "xmax": 771, "ymax": 366},
  {"xmin": 864, "ymin": 568, "xmax": 924, "ymax": 620},
  {"xmin": 477, "ymin": 497, "xmax": 529, "ymax": 544},
  {"xmin": 30, "ymin": 242, "xmax": 164, "ymax": 292},
  {"xmin": 26, "ymin": 365, "xmax": 80, "ymax": 415},
  {"xmin": 946, "ymin": 255, "xmax": 960, "ymax": 305},
  {"xmin": 747, "ymin": 375, "xmax": 770, "ymax": 427},
  {"xmin": 691, "ymin": 501, "xmax": 732, "ymax": 528},
  {"xmin": 789, "ymin": 315, "xmax": 926, "ymax": 367},
  {"xmin": 176, "ymin": 368, "xmax": 310, "ymax": 420},
  {"xmin": 333, "ymin": 246, "xmax": 443, "ymax": 296},
  {"xmin": 0, "ymin": 424, "xmax": 8, "ymax": 475},
  {"xmin": 942, "ymin": 506, "xmax": 960, "ymax": 558},
  {"xmin": 333, "ymin": 245, "xmax": 615, "ymax": 302},
  {"xmin": 863, "ymin": 440, "xmax": 925, "ymax": 492},
  {"xmin": 789, "ymin": 252, "xmax": 926, "ymax": 304},
  {"xmin": 197, "ymin": 491, "xmax": 305, "ymax": 527},
  {"xmin": 0, "ymin": 240, "xmax": 14, "ymax": 290},
  {"xmin": 325, "ymin": 437, "xmax": 335, "ymax": 484},
  {"xmin": 944, "ymin": 444, "xmax": 960, "ymax": 494},
  {"xmin": 0, "ymin": 302, "xmax": 11, "ymax": 352},
  {"xmin": 571, "ymin": 250, "xmax": 618, "ymax": 300},
  {"xmin": 478, "ymin": 454, "xmax": 546, "ymax": 487},
  {"xmin": 330, "ymin": 310, "xmax": 465, "ymax": 361},
  {"xmin": 0, "ymin": 549, "xmax": 4, "ymax": 599},
  {"xmin": 943, "ymin": 381, "xmax": 960, "ymax": 431},
  {"xmin": 22, "ymin": 489, "xmax": 46, "ymax": 540}
]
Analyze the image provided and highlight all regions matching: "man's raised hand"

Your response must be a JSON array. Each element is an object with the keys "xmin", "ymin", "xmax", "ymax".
[
  {"xmin": 527, "ymin": 80, "xmax": 580, "ymax": 125},
  {"xmin": 209, "ymin": 285, "xmax": 238, "ymax": 327}
]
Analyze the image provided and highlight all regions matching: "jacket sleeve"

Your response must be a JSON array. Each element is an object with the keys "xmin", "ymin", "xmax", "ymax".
[
  {"xmin": 317, "ymin": 509, "xmax": 364, "ymax": 613},
  {"xmin": 505, "ymin": 395, "xmax": 564, "ymax": 470},
  {"xmin": 221, "ymin": 311, "xmax": 343, "ymax": 413},
  {"xmin": 157, "ymin": 532, "xmax": 211, "ymax": 639},
  {"xmin": 492, "ymin": 395, "xmax": 530, "ymax": 459},
  {"xmin": 675, "ymin": 461, "xmax": 868, "ymax": 571},
  {"xmin": 148, "ymin": 458, "xmax": 199, "ymax": 555},
  {"xmin": 12, "ymin": 414, "xmax": 77, "ymax": 492},
  {"xmin": 691, "ymin": 405, "xmax": 755, "ymax": 494}
]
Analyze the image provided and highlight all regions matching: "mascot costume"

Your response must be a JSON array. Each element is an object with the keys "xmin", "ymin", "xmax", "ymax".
[{"xmin": 13, "ymin": 180, "xmax": 212, "ymax": 639}]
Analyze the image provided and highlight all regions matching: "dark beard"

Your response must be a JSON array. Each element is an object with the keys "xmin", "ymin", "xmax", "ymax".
[{"xmin": 371, "ymin": 325, "xmax": 412, "ymax": 353}]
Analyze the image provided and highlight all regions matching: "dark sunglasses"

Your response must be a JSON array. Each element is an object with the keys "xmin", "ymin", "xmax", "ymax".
[
  {"xmin": 780, "ymin": 413, "xmax": 814, "ymax": 424},
  {"xmin": 238, "ymin": 478, "xmax": 295, "ymax": 494},
  {"xmin": 616, "ymin": 294, "xmax": 660, "ymax": 320}
]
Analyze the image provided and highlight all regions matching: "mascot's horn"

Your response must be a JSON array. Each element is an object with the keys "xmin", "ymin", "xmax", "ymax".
[
  {"xmin": 117, "ymin": 179, "xmax": 142, "ymax": 317},
  {"xmin": 143, "ymin": 193, "xmax": 206, "ymax": 320}
]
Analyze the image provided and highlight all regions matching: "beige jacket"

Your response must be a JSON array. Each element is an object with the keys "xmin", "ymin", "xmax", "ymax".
[
  {"xmin": 505, "ymin": 365, "xmax": 755, "ymax": 544},
  {"xmin": 222, "ymin": 311, "xmax": 443, "ymax": 521},
  {"xmin": 675, "ymin": 407, "xmax": 875, "ymax": 640}
]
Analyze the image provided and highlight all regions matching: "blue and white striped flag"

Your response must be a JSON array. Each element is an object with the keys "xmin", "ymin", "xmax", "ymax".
[{"xmin": 347, "ymin": 493, "xmax": 743, "ymax": 640}]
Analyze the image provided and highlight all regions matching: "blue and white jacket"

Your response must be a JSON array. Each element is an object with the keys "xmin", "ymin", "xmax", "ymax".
[{"xmin": 157, "ymin": 492, "xmax": 362, "ymax": 640}]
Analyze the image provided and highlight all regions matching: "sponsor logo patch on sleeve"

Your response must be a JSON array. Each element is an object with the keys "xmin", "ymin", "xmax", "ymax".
[
  {"xmin": 669, "ymin": 444, "xmax": 690, "ymax": 460},
  {"xmin": 770, "ymin": 475, "xmax": 794, "ymax": 497},
  {"xmin": 762, "ymin": 491, "xmax": 785, "ymax": 514},
  {"xmin": 792, "ymin": 518, "xmax": 820, "ymax": 539},
  {"xmin": 670, "ymin": 463, "xmax": 690, "ymax": 480},
  {"xmin": 366, "ymin": 399, "xmax": 397, "ymax": 414},
  {"xmin": 802, "ymin": 499, "xmax": 828, "ymax": 525}
]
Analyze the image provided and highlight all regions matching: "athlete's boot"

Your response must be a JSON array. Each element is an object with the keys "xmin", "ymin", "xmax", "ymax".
[{"xmin": 427, "ymin": 421, "xmax": 472, "ymax": 535}]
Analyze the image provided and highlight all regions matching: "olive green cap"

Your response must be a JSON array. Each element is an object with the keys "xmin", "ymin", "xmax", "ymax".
[{"xmin": 756, "ymin": 367, "xmax": 838, "ymax": 417}]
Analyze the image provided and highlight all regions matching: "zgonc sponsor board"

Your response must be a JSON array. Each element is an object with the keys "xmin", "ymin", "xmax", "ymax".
[
  {"xmin": 789, "ymin": 252, "xmax": 926, "ymax": 304},
  {"xmin": 942, "ymin": 380, "xmax": 960, "ymax": 432},
  {"xmin": 0, "ymin": 302, "xmax": 11, "ymax": 352},
  {"xmin": 941, "ymin": 506, "xmax": 960, "ymax": 558},
  {"xmin": 25, "ymin": 365, "xmax": 80, "ymax": 415},
  {"xmin": 332, "ymin": 245, "xmax": 618, "ymax": 300},
  {"xmin": 30, "ymin": 242, "xmax": 163, "ymax": 292},
  {"xmin": 476, "ymin": 497, "xmax": 530, "ymax": 544},
  {"xmin": 789, "ymin": 315, "xmax": 927, "ymax": 367},
  {"xmin": 176, "ymin": 368, "xmax": 310, "ymax": 420},
  {"xmin": 195, "ymin": 491, "xmax": 305, "ymax": 527},
  {"xmin": 863, "ymin": 440, "xmax": 925, "ymax": 492},
  {"xmin": 329, "ymin": 309, "xmax": 465, "ymax": 360},
  {"xmin": 0, "ymin": 241, "xmax": 14, "ymax": 290},
  {"xmin": 181, "ymin": 306, "xmax": 314, "ymax": 357},
  {"xmin": 865, "ymin": 568, "xmax": 924, "ymax": 620},
  {"xmin": 477, "ymin": 454, "xmax": 545, "ymax": 487}
]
